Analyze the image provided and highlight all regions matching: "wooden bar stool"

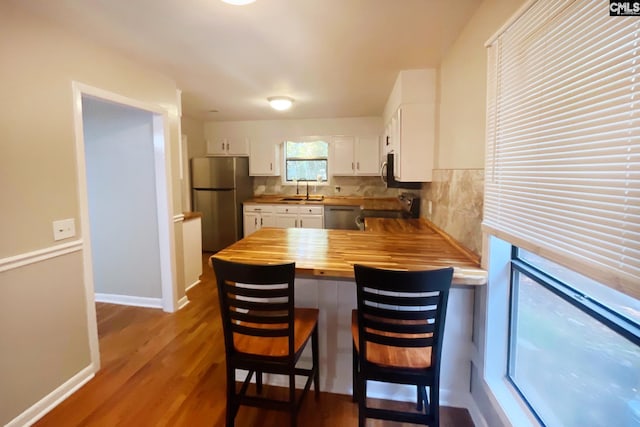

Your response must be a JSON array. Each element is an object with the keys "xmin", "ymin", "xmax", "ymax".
[
  {"xmin": 212, "ymin": 258, "xmax": 320, "ymax": 427},
  {"xmin": 351, "ymin": 264, "xmax": 454, "ymax": 427}
]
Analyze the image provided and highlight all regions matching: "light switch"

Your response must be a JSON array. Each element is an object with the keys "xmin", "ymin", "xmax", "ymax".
[{"xmin": 53, "ymin": 218, "xmax": 76, "ymax": 241}]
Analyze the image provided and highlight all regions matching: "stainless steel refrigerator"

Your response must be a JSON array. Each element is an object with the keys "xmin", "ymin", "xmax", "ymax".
[{"xmin": 191, "ymin": 157, "xmax": 252, "ymax": 252}]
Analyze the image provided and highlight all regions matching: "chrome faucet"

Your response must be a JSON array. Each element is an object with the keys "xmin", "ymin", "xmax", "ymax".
[
  {"xmin": 296, "ymin": 180, "xmax": 299, "ymax": 195},
  {"xmin": 306, "ymin": 181, "xmax": 309, "ymax": 200}
]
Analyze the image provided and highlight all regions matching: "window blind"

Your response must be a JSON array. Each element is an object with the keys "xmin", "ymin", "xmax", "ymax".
[{"xmin": 484, "ymin": 0, "xmax": 640, "ymax": 299}]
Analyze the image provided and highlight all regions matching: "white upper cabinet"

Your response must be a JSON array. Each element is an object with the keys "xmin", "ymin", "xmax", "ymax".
[
  {"xmin": 383, "ymin": 69, "xmax": 436, "ymax": 182},
  {"xmin": 355, "ymin": 136, "xmax": 380, "ymax": 175},
  {"xmin": 249, "ymin": 139, "xmax": 280, "ymax": 176},
  {"xmin": 331, "ymin": 136, "xmax": 355, "ymax": 175},
  {"xmin": 331, "ymin": 136, "xmax": 380, "ymax": 176},
  {"xmin": 206, "ymin": 137, "xmax": 249, "ymax": 156}
]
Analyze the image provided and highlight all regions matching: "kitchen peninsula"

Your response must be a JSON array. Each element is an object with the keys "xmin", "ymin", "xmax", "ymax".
[{"xmin": 212, "ymin": 219, "xmax": 486, "ymax": 408}]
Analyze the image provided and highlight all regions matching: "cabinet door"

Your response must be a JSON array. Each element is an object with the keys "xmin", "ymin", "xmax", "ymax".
[
  {"xmin": 226, "ymin": 137, "xmax": 249, "ymax": 156},
  {"xmin": 243, "ymin": 212, "xmax": 260, "ymax": 237},
  {"xmin": 206, "ymin": 138, "xmax": 228, "ymax": 156},
  {"xmin": 260, "ymin": 212, "xmax": 276, "ymax": 228},
  {"xmin": 331, "ymin": 136, "xmax": 355, "ymax": 176},
  {"xmin": 275, "ymin": 213, "xmax": 298, "ymax": 228},
  {"xmin": 249, "ymin": 140, "xmax": 280, "ymax": 176},
  {"xmin": 299, "ymin": 215, "xmax": 323, "ymax": 229},
  {"xmin": 355, "ymin": 136, "xmax": 380, "ymax": 176},
  {"xmin": 396, "ymin": 103, "xmax": 433, "ymax": 182}
]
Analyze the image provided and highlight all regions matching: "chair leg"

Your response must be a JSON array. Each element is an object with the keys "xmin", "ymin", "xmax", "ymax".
[
  {"xmin": 312, "ymin": 326, "xmax": 320, "ymax": 400},
  {"xmin": 352, "ymin": 341, "xmax": 358, "ymax": 402},
  {"xmin": 226, "ymin": 366, "xmax": 236, "ymax": 427},
  {"xmin": 289, "ymin": 373, "xmax": 297, "ymax": 427},
  {"xmin": 417, "ymin": 385, "xmax": 425, "ymax": 412},
  {"xmin": 430, "ymin": 384, "xmax": 439, "ymax": 427},
  {"xmin": 358, "ymin": 373, "xmax": 367, "ymax": 427},
  {"xmin": 256, "ymin": 371, "xmax": 263, "ymax": 394}
]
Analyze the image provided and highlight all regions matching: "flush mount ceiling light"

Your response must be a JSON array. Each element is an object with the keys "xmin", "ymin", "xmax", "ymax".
[
  {"xmin": 221, "ymin": 0, "xmax": 256, "ymax": 5},
  {"xmin": 268, "ymin": 96, "xmax": 294, "ymax": 111}
]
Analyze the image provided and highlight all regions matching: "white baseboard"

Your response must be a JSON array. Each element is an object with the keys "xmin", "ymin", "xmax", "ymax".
[
  {"xmin": 465, "ymin": 392, "xmax": 489, "ymax": 427},
  {"xmin": 94, "ymin": 293, "xmax": 162, "ymax": 309},
  {"xmin": 6, "ymin": 364, "xmax": 96, "ymax": 427},
  {"xmin": 177, "ymin": 295, "xmax": 190, "ymax": 310},
  {"xmin": 184, "ymin": 279, "xmax": 201, "ymax": 293}
]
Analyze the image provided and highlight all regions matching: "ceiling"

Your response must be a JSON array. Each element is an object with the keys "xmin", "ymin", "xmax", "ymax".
[{"xmin": 17, "ymin": 0, "xmax": 482, "ymax": 121}]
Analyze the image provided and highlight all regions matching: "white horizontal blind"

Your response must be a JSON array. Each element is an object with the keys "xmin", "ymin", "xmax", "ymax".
[{"xmin": 484, "ymin": 0, "xmax": 640, "ymax": 299}]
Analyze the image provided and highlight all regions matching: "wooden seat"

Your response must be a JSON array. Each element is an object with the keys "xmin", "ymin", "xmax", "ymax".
[
  {"xmin": 351, "ymin": 264, "xmax": 453, "ymax": 427},
  {"xmin": 212, "ymin": 258, "xmax": 320, "ymax": 427}
]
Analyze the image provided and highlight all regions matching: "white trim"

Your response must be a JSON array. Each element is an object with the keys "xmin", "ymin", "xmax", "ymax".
[
  {"xmin": 177, "ymin": 295, "xmax": 190, "ymax": 310},
  {"xmin": 71, "ymin": 82, "xmax": 101, "ymax": 371},
  {"xmin": 0, "ymin": 240, "xmax": 82, "ymax": 273},
  {"xmin": 185, "ymin": 279, "xmax": 201, "ymax": 293},
  {"xmin": 484, "ymin": 0, "xmax": 536, "ymax": 46},
  {"xmin": 467, "ymin": 392, "xmax": 489, "ymax": 427},
  {"xmin": 95, "ymin": 293, "xmax": 163, "ymax": 309},
  {"xmin": 153, "ymin": 113, "xmax": 178, "ymax": 313},
  {"xmin": 5, "ymin": 364, "xmax": 96, "ymax": 427},
  {"xmin": 173, "ymin": 213, "xmax": 185, "ymax": 223}
]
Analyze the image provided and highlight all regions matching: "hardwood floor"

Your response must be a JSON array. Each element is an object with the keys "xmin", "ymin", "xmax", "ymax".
[{"xmin": 35, "ymin": 254, "xmax": 474, "ymax": 427}]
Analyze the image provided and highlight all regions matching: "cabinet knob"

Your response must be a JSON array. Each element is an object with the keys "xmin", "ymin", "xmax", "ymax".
[
  {"xmin": 254, "ymin": 218, "xmax": 258, "ymax": 226},
  {"xmin": 260, "ymin": 218, "xmax": 263, "ymax": 226},
  {"xmin": 270, "ymin": 162, "xmax": 273, "ymax": 170},
  {"xmin": 295, "ymin": 219, "xmax": 298, "ymax": 227},
  {"xmin": 222, "ymin": 141, "xmax": 225, "ymax": 150},
  {"xmin": 352, "ymin": 162, "xmax": 354, "ymax": 170},
  {"xmin": 300, "ymin": 220, "xmax": 303, "ymax": 227},
  {"xmin": 357, "ymin": 162, "xmax": 360, "ymax": 170},
  {"xmin": 226, "ymin": 142, "xmax": 230, "ymax": 150}
]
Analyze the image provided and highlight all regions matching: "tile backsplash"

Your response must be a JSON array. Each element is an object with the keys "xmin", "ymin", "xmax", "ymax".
[
  {"xmin": 253, "ymin": 176, "xmax": 404, "ymax": 198},
  {"xmin": 421, "ymin": 169, "xmax": 484, "ymax": 256}
]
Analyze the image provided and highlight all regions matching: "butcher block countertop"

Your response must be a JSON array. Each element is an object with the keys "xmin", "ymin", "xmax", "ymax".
[
  {"xmin": 213, "ymin": 219, "xmax": 486, "ymax": 286},
  {"xmin": 244, "ymin": 195, "xmax": 403, "ymax": 211}
]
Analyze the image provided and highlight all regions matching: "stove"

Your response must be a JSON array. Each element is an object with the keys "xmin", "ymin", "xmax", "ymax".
[{"xmin": 355, "ymin": 193, "xmax": 421, "ymax": 230}]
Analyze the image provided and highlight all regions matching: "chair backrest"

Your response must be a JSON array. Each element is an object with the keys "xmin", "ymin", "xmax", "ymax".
[
  {"xmin": 212, "ymin": 257, "xmax": 296, "ymax": 360},
  {"xmin": 353, "ymin": 264, "xmax": 454, "ymax": 369}
]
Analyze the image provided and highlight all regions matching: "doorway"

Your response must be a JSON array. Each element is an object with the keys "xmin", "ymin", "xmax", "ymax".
[
  {"xmin": 82, "ymin": 96, "xmax": 163, "ymax": 306},
  {"xmin": 72, "ymin": 83, "xmax": 177, "ymax": 368}
]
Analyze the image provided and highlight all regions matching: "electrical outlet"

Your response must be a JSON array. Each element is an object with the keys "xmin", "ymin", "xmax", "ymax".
[{"xmin": 53, "ymin": 218, "xmax": 76, "ymax": 241}]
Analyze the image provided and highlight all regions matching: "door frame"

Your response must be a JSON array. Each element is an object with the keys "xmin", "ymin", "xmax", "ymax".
[{"xmin": 71, "ymin": 81, "xmax": 178, "ymax": 368}]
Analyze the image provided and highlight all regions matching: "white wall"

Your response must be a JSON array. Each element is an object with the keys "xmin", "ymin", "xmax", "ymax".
[
  {"xmin": 83, "ymin": 97, "xmax": 162, "ymax": 299},
  {"xmin": 436, "ymin": 0, "xmax": 526, "ymax": 170},
  {"xmin": 182, "ymin": 116, "xmax": 207, "ymax": 159}
]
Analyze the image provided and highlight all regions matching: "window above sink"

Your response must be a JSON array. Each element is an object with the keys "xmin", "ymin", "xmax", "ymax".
[{"xmin": 284, "ymin": 139, "xmax": 328, "ymax": 184}]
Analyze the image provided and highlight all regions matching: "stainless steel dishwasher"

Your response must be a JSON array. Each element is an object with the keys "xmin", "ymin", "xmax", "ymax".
[{"xmin": 323, "ymin": 205, "xmax": 362, "ymax": 230}]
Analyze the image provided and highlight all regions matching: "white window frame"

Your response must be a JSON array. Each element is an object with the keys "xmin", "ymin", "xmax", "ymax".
[{"xmin": 280, "ymin": 136, "xmax": 330, "ymax": 186}]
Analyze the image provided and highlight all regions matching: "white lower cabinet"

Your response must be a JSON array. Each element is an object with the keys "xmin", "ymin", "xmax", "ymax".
[
  {"xmin": 244, "ymin": 203, "xmax": 324, "ymax": 236},
  {"xmin": 243, "ymin": 204, "xmax": 275, "ymax": 237},
  {"xmin": 274, "ymin": 205, "xmax": 324, "ymax": 229}
]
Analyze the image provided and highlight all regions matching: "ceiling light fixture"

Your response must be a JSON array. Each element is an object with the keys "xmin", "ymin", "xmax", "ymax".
[
  {"xmin": 268, "ymin": 96, "xmax": 294, "ymax": 111},
  {"xmin": 221, "ymin": 0, "xmax": 256, "ymax": 5}
]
